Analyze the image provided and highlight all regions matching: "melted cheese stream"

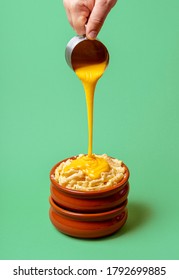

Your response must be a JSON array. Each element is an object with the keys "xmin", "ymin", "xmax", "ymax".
[{"xmin": 65, "ymin": 61, "xmax": 109, "ymax": 180}]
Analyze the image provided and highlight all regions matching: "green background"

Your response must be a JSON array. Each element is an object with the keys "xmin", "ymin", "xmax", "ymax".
[{"xmin": 0, "ymin": 0, "xmax": 179, "ymax": 260}]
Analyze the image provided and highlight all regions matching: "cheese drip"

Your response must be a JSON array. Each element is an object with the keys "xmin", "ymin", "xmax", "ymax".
[
  {"xmin": 65, "ymin": 60, "xmax": 109, "ymax": 180},
  {"xmin": 75, "ymin": 61, "xmax": 107, "ymax": 156}
]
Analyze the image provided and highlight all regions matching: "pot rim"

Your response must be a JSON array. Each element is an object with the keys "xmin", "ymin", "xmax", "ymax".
[
  {"xmin": 49, "ymin": 155, "xmax": 130, "ymax": 197},
  {"xmin": 49, "ymin": 196, "xmax": 127, "ymax": 219}
]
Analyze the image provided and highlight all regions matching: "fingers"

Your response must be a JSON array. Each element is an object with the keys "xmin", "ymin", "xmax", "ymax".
[
  {"xmin": 86, "ymin": 0, "xmax": 117, "ymax": 39},
  {"xmin": 63, "ymin": 0, "xmax": 117, "ymax": 39},
  {"xmin": 63, "ymin": 0, "xmax": 91, "ymax": 35}
]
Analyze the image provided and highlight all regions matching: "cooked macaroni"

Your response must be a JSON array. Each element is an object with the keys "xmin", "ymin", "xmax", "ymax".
[{"xmin": 53, "ymin": 154, "xmax": 126, "ymax": 191}]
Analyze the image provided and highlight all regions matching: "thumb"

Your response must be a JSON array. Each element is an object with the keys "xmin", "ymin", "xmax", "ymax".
[{"xmin": 86, "ymin": 0, "xmax": 116, "ymax": 39}]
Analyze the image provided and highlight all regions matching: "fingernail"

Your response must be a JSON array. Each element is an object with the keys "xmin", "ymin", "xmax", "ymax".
[{"xmin": 87, "ymin": 31, "xmax": 97, "ymax": 40}]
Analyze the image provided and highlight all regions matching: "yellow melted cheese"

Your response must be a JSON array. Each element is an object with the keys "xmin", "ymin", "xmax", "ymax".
[
  {"xmin": 64, "ymin": 154, "xmax": 110, "ymax": 180},
  {"xmin": 65, "ymin": 60, "xmax": 109, "ymax": 180}
]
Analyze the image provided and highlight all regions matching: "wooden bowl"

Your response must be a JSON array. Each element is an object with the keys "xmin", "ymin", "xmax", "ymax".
[
  {"xmin": 50, "ymin": 156, "xmax": 130, "ymax": 213},
  {"xmin": 49, "ymin": 196, "xmax": 128, "ymax": 239}
]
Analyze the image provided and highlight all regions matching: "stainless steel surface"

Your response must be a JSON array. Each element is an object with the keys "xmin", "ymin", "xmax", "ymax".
[
  {"xmin": 65, "ymin": 35, "xmax": 87, "ymax": 69},
  {"xmin": 65, "ymin": 35, "xmax": 109, "ymax": 70}
]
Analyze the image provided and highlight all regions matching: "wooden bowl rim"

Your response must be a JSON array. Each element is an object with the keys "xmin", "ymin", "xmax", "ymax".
[{"xmin": 49, "ymin": 196, "xmax": 127, "ymax": 219}]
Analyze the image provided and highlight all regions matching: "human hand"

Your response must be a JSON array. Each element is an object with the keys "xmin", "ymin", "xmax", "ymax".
[{"xmin": 63, "ymin": 0, "xmax": 117, "ymax": 39}]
